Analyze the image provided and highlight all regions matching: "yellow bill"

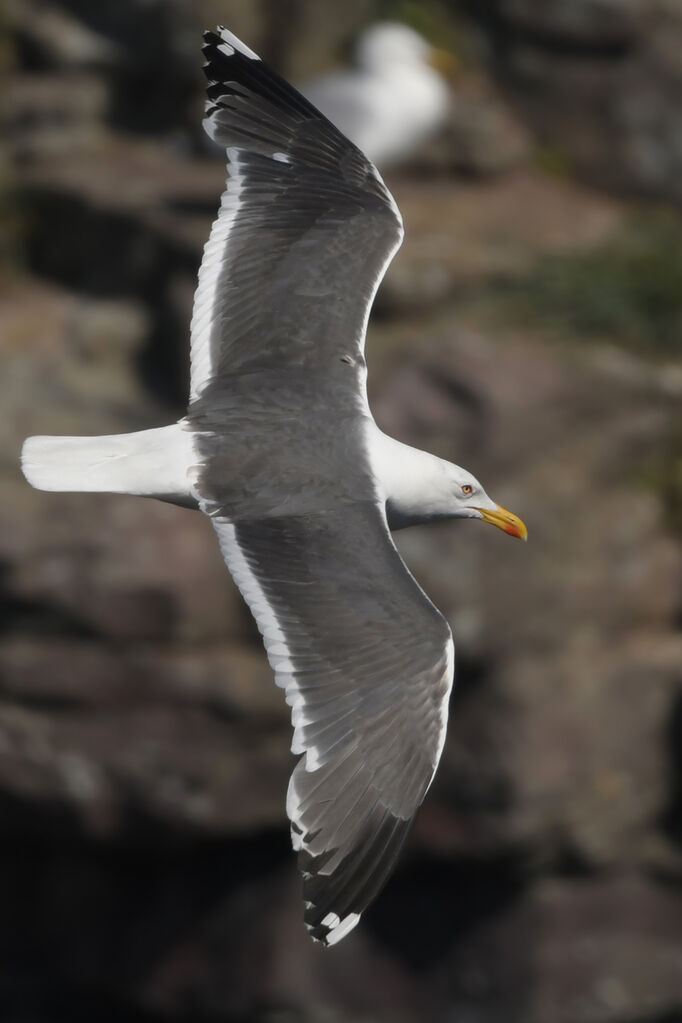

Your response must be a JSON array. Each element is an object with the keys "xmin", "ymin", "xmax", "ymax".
[
  {"xmin": 429, "ymin": 48, "xmax": 459, "ymax": 77},
  {"xmin": 476, "ymin": 504, "xmax": 528, "ymax": 541}
]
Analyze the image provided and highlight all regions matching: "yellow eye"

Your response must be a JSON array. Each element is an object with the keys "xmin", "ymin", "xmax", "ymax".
[{"xmin": 462, "ymin": 484, "xmax": 474, "ymax": 496}]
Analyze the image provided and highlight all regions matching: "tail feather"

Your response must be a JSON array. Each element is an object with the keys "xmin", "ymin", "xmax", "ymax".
[{"xmin": 21, "ymin": 424, "xmax": 197, "ymax": 507}]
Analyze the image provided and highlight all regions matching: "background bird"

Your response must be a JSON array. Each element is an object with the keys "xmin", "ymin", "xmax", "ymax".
[{"xmin": 301, "ymin": 21, "xmax": 454, "ymax": 168}]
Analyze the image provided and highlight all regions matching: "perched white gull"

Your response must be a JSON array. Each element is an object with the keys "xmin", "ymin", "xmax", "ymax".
[
  {"xmin": 301, "ymin": 21, "xmax": 453, "ymax": 168},
  {"xmin": 21, "ymin": 27, "xmax": 527, "ymax": 946}
]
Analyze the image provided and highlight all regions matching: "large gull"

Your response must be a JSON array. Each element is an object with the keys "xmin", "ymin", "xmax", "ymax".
[
  {"xmin": 21, "ymin": 26, "xmax": 527, "ymax": 947},
  {"xmin": 301, "ymin": 21, "xmax": 452, "ymax": 168}
]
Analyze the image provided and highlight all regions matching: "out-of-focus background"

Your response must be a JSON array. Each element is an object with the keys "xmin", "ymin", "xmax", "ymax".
[{"xmin": 2, "ymin": 0, "xmax": 682, "ymax": 1020}]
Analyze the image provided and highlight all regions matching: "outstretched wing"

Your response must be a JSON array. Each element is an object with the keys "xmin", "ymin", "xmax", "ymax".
[
  {"xmin": 188, "ymin": 27, "xmax": 452, "ymax": 945},
  {"xmin": 204, "ymin": 503, "xmax": 453, "ymax": 945},
  {"xmin": 190, "ymin": 27, "xmax": 403, "ymax": 402}
]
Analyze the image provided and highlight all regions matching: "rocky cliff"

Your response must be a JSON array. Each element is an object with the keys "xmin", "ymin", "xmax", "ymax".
[{"xmin": 2, "ymin": 2, "xmax": 682, "ymax": 1021}]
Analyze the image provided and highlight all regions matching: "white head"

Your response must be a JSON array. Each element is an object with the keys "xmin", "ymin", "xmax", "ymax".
[
  {"xmin": 389, "ymin": 452, "xmax": 527, "ymax": 537},
  {"xmin": 374, "ymin": 433, "xmax": 527, "ymax": 537},
  {"xmin": 355, "ymin": 22, "xmax": 432, "ymax": 72},
  {"xmin": 437, "ymin": 460, "xmax": 527, "ymax": 538}
]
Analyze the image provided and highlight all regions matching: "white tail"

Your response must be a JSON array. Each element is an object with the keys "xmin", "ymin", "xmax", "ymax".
[{"xmin": 21, "ymin": 423, "xmax": 197, "ymax": 508}]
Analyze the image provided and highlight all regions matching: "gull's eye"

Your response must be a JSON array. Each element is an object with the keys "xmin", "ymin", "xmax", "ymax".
[{"xmin": 461, "ymin": 484, "xmax": 474, "ymax": 497}]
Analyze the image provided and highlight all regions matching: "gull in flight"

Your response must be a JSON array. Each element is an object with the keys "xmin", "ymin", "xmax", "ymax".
[{"xmin": 22, "ymin": 27, "xmax": 527, "ymax": 946}]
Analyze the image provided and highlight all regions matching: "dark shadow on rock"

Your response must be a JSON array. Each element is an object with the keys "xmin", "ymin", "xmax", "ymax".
[
  {"xmin": 551, "ymin": 840, "xmax": 599, "ymax": 879},
  {"xmin": 421, "ymin": 365, "xmax": 489, "ymax": 435},
  {"xmin": 449, "ymin": 647, "xmax": 493, "ymax": 705},
  {"xmin": 24, "ymin": 186, "xmax": 193, "ymax": 407},
  {"xmin": 0, "ymin": 818, "xmax": 292, "ymax": 1019},
  {"xmin": 458, "ymin": 0, "xmax": 637, "ymax": 59},
  {"xmin": 0, "ymin": 983, "xmax": 173, "ymax": 1023},
  {"xmin": 659, "ymin": 689, "xmax": 682, "ymax": 849},
  {"xmin": 37, "ymin": 0, "xmax": 198, "ymax": 136},
  {"xmin": 0, "ymin": 560, "xmax": 99, "ymax": 640},
  {"xmin": 364, "ymin": 850, "xmax": 525, "ymax": 970}
]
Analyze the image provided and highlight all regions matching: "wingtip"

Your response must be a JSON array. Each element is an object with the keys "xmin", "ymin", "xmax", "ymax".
[
  {"xmin": 202, "ymin": 28, "xmax": 219, "ymax": 52},
  {"xmin": 202, "ymin": 25, "xmax": 261, "ymax": 62},
  {"xmin": 306, "ymin": 909, "xmax": 362, "ymax": 947}
]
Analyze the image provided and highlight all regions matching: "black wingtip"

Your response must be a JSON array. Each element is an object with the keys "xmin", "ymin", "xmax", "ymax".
[
  {"xmin": 202, "ymin": 28, "xmax": 219, "ymax": 51},
  {"xmin": 198, "ymin": 24, "xmax": 384, "ymax": 197},
  {"xmin": 199, "ymin": 24, "xmax": 330, "ymax": 138}
]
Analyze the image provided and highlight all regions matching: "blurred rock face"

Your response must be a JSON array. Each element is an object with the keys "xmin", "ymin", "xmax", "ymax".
[
  {"xmin": 465, "ymin": 0, "xmax": 682, "ymax": 202},
  {"xmin": 2, "ymin": 2, "xmax": 682, "ymax": 1022}
]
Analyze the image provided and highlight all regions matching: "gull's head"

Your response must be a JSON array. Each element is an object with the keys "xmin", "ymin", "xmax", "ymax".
[
  {"xmin": 443, "ymin": 463, "xmax": 528, "ymax": 541},
  {"xmin": 355, "ymin": 22, "xmax": 433, "ymax": 72}
]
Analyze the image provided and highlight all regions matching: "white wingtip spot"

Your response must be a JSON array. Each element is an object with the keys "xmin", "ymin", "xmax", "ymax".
[
  {"xmin": 272, "ymin": 151, "xmax": 291, "ymax": 164},
  {"xmin": 291, "ymin": 827, "xmax": 304, "ymax": 852},
  {"xmin": 325, "ymin": 912, "xmax": 361, "ymax": 945},
  {"xmin": 217, "ymin": 26, "xmax": 260, "ymax": 61},
  {"xmin": 217, "ymin": 42, "xmax": 235, "ymax": 57},
  {"xmin": 321, "ymin": 912, "xmax": 340, "ymax": 929},
  {"xmin": 304, "ymin": 747, "xmax": 322, "ymax": 771}
]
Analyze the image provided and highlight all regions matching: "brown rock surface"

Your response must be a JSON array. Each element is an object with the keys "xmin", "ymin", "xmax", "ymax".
[
  {"xmin": 419, "ymin": 71, "xmax": 533, "ymax": 178},
  {"xmin": 5, "ymin": 265, "xmax": 682, "ymax": 1019},
  {"xmin": 2, "ymin": 2, "xmax": 682, "ymax": 1021},
  {"xmin": 380, "ymin": 171, "xmax": 622, "ymax": 311},
  {"xmin": 368, "ymin": 315, "xmax": 682, "ymax": 878},
  {"xmin": 426, "ymin": 875, "xmax": 682, "ymax": 1023},
  {"xmin": 466, "ymin": 0, "xmax": 682, "ymax": 201}
]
